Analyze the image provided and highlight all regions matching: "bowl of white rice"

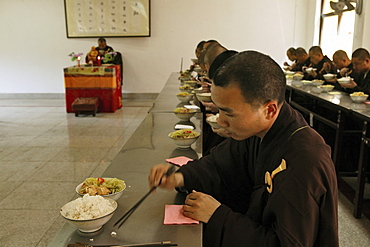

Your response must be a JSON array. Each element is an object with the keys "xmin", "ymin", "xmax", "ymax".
[{"xmin": 60, "ymin": 194, "xmax": 118, "ymax": 233}]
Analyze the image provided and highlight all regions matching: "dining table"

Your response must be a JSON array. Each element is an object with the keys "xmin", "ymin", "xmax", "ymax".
[
  {"xmin": 49, "ymin": 72, "xmax": 203, "ymax": 246},
  {"xmin": 285, "ymin": 78, "xmax": 370, "ymax": 218}
]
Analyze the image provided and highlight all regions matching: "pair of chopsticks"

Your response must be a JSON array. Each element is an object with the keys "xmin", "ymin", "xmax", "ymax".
[
  {"xmin": 113, "ymin": 166, "xmax": 176, "ymax": 229},
  {"xmin": 70, "ymin": 241, "xmax": 177, "ymax": 247}
]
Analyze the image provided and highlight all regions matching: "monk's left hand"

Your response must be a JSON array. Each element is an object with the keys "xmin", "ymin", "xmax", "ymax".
[{"xmin": 182, "ymin": 191, "xmax": 221, "ymax": 223}]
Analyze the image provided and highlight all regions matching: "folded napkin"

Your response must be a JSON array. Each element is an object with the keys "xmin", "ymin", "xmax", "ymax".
[
  {"xmin": 184, "ymin": 105, "xmax": 200, "ymax": 110},
  {"xmin": 166, "ymin": 156, "xmax": 193, "ymax": 167},
  {"xmin": 174, "ymin": 124, "xmax": 194, "ymax": 130},
  {"xmin": 164, "ymin": 205, "xmax": 199, "ymax": 225}
]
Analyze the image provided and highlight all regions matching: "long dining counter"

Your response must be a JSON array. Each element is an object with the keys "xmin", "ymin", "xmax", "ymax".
[
  {"xmin": 49, "ymin": 72, "xmax": 203, "ymax": 246},
  {"xmin": 285, "ymin": 79, "xmax": 370, "ymax": 218}
]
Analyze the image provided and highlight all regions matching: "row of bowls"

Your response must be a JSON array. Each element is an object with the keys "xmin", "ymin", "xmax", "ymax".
[{"xmin": 291, "ymin": 78, "xmax": 368, "ymax": 103}]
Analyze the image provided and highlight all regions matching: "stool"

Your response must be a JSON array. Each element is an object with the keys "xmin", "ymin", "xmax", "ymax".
[{"xmin": 72, "ymin": 97, "xmax": 99, "ymax": 117}]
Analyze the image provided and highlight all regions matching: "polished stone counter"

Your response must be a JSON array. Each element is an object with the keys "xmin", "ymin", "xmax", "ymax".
[{"xmin": 49, "ymin": 73, "xmax": 203, "ymax": 246}]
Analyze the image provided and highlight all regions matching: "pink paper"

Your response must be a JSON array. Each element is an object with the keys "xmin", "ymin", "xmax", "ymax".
[
  {"xmin": 164, "ymin": 205, "xmax": 199, "ymax": 225},
  {"xmin": 166, "ymin": 156, "xmax": 193, "ymax": 167}
]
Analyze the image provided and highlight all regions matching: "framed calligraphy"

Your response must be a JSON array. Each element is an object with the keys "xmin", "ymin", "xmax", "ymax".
[{"xmin": 64, "ymin": 0, "xmax": 150, "ymax": 38}]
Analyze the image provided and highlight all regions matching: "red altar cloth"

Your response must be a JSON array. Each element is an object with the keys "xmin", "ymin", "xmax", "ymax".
[{"xmin": 64, "ymin": 65, "xmax": 122, "ymax": 113}]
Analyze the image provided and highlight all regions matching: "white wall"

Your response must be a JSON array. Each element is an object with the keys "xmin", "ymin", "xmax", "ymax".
[{"xmin": 0, "ymin": 0, "xmax": 321, "ymax": 95}]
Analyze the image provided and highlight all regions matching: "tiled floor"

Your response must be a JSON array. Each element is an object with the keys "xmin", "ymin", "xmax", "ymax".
[{"xmin": 0, "ymin": 99, "xmax": 369, "ymax": 246}]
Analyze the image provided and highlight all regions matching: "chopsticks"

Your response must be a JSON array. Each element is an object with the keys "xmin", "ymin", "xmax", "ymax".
[
  {"xmin": 113, "ymin": 165, "xmax": 176, "ymax": 229},
  {"xmin": 70, "ymin": 241, "xmax": 178, "ymax": 247}
]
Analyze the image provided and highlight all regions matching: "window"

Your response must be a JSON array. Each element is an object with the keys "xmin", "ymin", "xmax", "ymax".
[{"xmin": 319, "ymin": 0, "xmax": 356, "ymax": 58}]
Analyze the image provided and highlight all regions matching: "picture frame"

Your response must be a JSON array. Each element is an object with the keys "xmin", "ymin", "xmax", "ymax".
[{"xmin": 64, "ymin": 0, "xmax": 150, "ymax": 38}]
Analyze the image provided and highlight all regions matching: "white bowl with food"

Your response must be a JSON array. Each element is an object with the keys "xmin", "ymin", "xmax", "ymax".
[
  {"xmin": 312, "ymin": 79, "xmax": 325, "ymax": 86},
  {"xmin": 311, "ymin": 86, "xmax": 324, "ymax": 94},
  {"xmin": 60, "ymin": 194, "xmax": 118, "ymax": 233},
  {"xmin": 301, "ymin": 80, "xmax": 312, "ymax": 86},
  {"xmin": 183, "ymin": 80, "xmax": 198, "ymax": 87},
  {"xmin": 176, "ymin": 92, "xmax": 193, "ymax": 102},
  {"xmin": 173, "ymin": 107, "xmax": 197, "ymax": 121},
  {"xmin": 168, "ymin": 129, "xmax": 200, "ymax": 149},
  {"xmin": 337, "ymin": 77, "xmax": 351, "ymax": 84},
  {"xmin": 323, "ymin": 74, "xmax": 335, "ymax": 80},
  {"xmin": 305, "ymin": 67, "xmax": 317, "ymax": 73},
  {"xmin": 76, "ymin": 177, "xmax": 126, "ymax": 201},
  {"xmin": 193, "ymin": 87, "xmax": 205, "ymax": 94},
  {"xmin": 292, "ymin": 73, "xmax": 304, "ymax": 81},
  {"xmin": 291, "ymin": 80, "xmax": 303, "ymax": 88},
  {"xmin": 196, "ymin": 92, "xmax": 212, "ymax": 102},
  {"xmin": 206, "ymin": 114, "xmax": 221, "ymax": 129},
  {"xmin": 319, "ymin": 85, "xmax": 335, "ymax": 92},
  {"xmin": 284, "ymin": 71, "xmax": 295, "ymax": 75},
  {"xmin": 179, "ymin": 84, "xmax": 194, "ymax": 93},
  {"xmin": 350, "ymin": 92, "xmax": 369, "ymax": 103}
]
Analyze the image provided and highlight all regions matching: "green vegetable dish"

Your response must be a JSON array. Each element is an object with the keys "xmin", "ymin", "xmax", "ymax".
[
  {"xmin": 79, "ymin": 177, "xmax": 126, "ymax": 196},
  {"xmin": 169, "ymin": 129, "xmax": 200, "ymax": 139}
]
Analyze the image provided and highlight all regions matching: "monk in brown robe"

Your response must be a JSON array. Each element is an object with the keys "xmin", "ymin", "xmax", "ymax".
[{"xmin": 149, "ymin": 51, "xmax": 338, "ymax": 246}]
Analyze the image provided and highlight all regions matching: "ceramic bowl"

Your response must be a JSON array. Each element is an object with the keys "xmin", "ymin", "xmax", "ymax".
[
  {"xmin": 350, "ymin": 94, "xmax": 368, "ymax": 103},
  {"xmin": 206, "ymin": 114, "xmax": 221, "ymax": 129},
  {"xmin": 319, "ymin": 85, "xmax": 335, "ymax": 92},
  {"xmin": 337, "ymin": 77, "xmax": 351, "ymax": 84},
  {"xmin": 60, "ymin": 196, "xmax": 118, "ymax": 233},
  {"xmin": 196, "ymin": 92, "xmax": 212, "ymax": 102},
  {"xmin": 312, "ymin": 80, "xmax": 325, "ymax": 86},
  {"xmin": 176, "ymin": 93, "xmax": 193, "ymax": 102},
  {"xmin": 311, "ymin": 86, "xmax": 324, "ymax": 94},
  {"xmin": 292, "ymin": 74, "xmax": 304, "ymax": 81},
  {"xmin": 168, "ymin": 130, "xmax": 200, "ymax": 149},
  {"xmin": 76, "ymin": 178, "xmax": 126, "ymax": 201},
  {"xmin": 323, "ymin": 74, "xmax": 335, "ymax": 80},
  {"xmin": 173, "ymin": 108, "xmax": 197, "ymax": 121}
]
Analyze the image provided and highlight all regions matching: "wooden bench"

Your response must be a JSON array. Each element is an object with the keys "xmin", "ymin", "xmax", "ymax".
[{"xmin": 72, "ymin": 97, "xmax": 99, "ymax": 117}]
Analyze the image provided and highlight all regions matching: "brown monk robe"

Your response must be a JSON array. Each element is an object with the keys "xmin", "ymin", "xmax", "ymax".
[{"xmin": 179, "ymin": 102, "xmax": 338, "ymax": 246}]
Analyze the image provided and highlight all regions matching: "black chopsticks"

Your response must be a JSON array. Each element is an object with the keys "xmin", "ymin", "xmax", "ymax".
[
  {"xmin": 113, "ymin": 165, "xmax": 176, "ymax": 229},
  {"xmin": 71, "ymin": 241, "xmax": 178, "ymax": 247}
]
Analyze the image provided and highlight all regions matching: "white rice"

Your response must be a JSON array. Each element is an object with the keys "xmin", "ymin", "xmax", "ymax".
[
  {"xmin": 63, "ymin": 194, "xmax": 115, "ymax": 220},
  {"xmin": 207, "ymin": 113, "xmax": 219, "ymax": 122}
]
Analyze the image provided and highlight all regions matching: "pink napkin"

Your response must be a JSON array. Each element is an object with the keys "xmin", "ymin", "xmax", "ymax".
[
  {"xmin": 166, "ymin": 156, "xmax": 193, "ymax": 167},
  {"xmin": 164, "ymin": 205, "xmax": 199, "ymax": 225}
]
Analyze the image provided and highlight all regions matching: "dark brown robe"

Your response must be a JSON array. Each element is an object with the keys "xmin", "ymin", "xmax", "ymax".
[{"xmin": 178, "ymin": 102, "xmax": 339, "ymax": 247}]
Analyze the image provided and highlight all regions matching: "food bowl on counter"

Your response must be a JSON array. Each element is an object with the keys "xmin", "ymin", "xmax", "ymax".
[
  {"xmin": 179, "ymin": 84, "xmax": 194, "ymax": 93},
  {"xmin": 60, "ymin": 194, "xmax": 118, "ymax": 233},
  {"xmin": 176, "ymin": 92, "xmax": 193, "ymax": 102},
  {"xmin": 292, "ymin": 73, "xmax": 304, "ymax": 81},
  {"xmin": 319, "ymin": 85, "xmax": 335, "ymax": 92},
  {"xmin": 168, "ymin": 129, "xmax": 200, "ymax": 149},
  {"xmin": 311, "ymin": 86, "xmax": 324, "ymax": 94},
  {"xmin": 312, "ymin": 79, "xmax": 325, "ymax": 86},
  {"xmin": 291, "ymin": 80, "xmax": 303, "ymax": 88},
  {"xmin": 183, "ymin": 80, "xmax": 198, "ymax": 87},
  {"xmin": 337, "ymin": 77, "xmax": 351, "ymax": 84},
  {"xmin": 323, "ymin": 74, "xmax": 335, "ymax": 80},
  {"xmin": 301, "ymin": 80, "xmax": 313, "ymax": 86},
  {"xmin": 350, "ymin": 92, "xmax": 368, "ymax": 103},
  {"xmin": 284, "ymin": 71, "xmax": 295, "ymax": 75},
  {"xmin": 76, "ymin": 177, "xmax": 126, "ymax": 201},
  {"xmin": 173, "ymin": 107, "xmax": 197, "ymax": 121},
  {"xmin": 196, "ymin": 92, "xmax": 212, "ymax": 102}
]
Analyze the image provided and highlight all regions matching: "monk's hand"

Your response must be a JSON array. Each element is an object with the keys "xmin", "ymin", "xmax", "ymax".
[
  {"xmin": 340, "ymin": 78, "xmax": 357, "ymax": 88},
  {"xmin": 202, "ymin": 101, "xmax": 219, "ymax": 113},
  {"xmin": 148, "ymin": 164, "xmax": 181, "ymax": 190},
  {"xmin": 182, "ymin": 191, "xmax": 221, "ymax": 223}
]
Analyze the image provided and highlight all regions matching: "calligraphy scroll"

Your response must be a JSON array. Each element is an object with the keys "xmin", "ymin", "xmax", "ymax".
[{"xmin": 64, "ymin": 0, "xmax": 150, "ymax": 38}]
